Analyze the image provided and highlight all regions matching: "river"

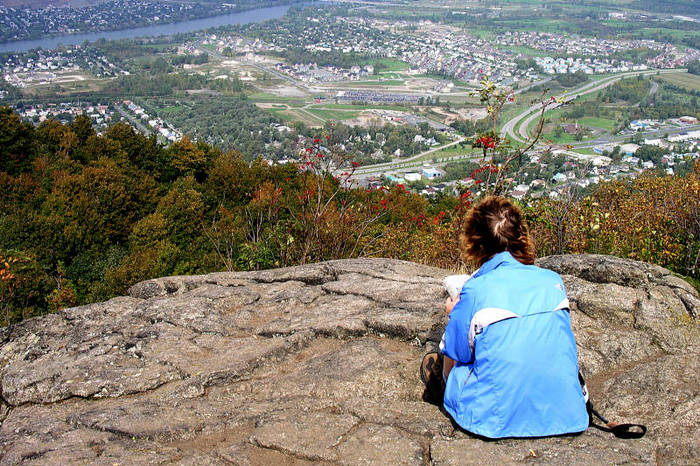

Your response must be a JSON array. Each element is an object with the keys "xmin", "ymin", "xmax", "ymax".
[{"xmin": 0, "ymin": 4, "xmax": 292, "ymax": 54}]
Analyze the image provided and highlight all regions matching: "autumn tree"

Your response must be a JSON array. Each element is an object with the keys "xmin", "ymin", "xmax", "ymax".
[{"xmin": 0, "ymin": 106, "xmax": 36, "ymax": 175}]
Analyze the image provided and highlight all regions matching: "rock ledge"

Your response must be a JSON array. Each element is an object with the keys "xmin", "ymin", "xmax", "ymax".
[{"xmin": 0, "ymin": 255, "xmax": 698, "ymax": 464}]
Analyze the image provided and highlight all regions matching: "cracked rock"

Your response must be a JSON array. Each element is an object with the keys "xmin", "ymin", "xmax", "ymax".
[{"xmin": 0, "ymin": 256, "xmax": 697, "ymax": 464}]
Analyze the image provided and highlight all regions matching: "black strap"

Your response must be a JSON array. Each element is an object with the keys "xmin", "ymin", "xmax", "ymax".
[
  {"xmin": 590, "ymin": 407, "xmax": 647, "ymax": 439},
  {"xmin": 608, "ymin": 423, "xmax": 648, "ymax": 439},
  {"xmin": 579, "ymin": 371, "xmax": 647, "ymax": 439}
]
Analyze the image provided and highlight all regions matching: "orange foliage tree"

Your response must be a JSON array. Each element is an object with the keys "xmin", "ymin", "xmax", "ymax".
[{"xmin": 528, "ymin": 161, "xmax": 700, "ymax": 279}]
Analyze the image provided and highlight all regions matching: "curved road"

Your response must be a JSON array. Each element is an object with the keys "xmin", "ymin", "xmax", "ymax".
[
  {"xmin": 351, "ymin": 135, "xmax": 465, "ymax": 176},
  {"xmin": 500, "ymin": 69, "xmax": 683, "ymax": 144}
]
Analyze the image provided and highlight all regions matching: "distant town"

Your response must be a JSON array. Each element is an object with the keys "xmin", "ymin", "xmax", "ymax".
[{"xmin": 1, "ymin": 0, "xmax": 699, "ymax": 203}]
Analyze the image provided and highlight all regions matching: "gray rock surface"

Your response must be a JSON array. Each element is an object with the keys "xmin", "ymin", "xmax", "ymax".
[{"xmin": 0, "ymin": 255, "xmax": 698, "ymax": 464}]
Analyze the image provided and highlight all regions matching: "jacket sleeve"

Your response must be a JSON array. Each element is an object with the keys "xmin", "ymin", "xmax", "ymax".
[{"xmin": 441, "ymin": 292, "xmax": 476, "ymax": 364}]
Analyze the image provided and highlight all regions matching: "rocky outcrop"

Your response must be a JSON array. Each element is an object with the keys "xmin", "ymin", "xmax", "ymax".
[{"xmin": 0, "ymin": 255, "xmax": 698, "ymax": 464}]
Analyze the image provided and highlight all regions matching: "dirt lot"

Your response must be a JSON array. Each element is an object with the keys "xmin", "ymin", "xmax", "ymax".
[
  {"xmin": 261, "ymin": 85, "xmax": 308, "ymax": 98},
  {"xmin": 455, "ymin": 107, "xmax": 488, "ymax": 121},
  {"xmin": 341, "ymin": 112, "xmax": 384, "ymax": 128}
]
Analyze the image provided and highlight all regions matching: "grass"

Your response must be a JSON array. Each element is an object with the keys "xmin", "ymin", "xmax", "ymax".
[
  {"xmin": 571, "ymin": 148, "xmax": 598, "ymax": 155},
  {"xmin": 247, "ymin": 92, "xmax": 306, "ymax": 106},
  {"xmin": 369, "ymin": 58, "xmax": 410, "ymax": 72},
  {"xmin": 413, "ymin": 74, "xmax": 467, "ymax": 86},
  {"xmin": 497, "ymin": 104, "xmax": 528, "ymax": 131},
  {"xmin": 268, "ymin": 108, "xmax": 320, "ymax": 126},
  {"xmin": 655, "ymin": 72, "xmax": 700, "ymax": 92},
  {"xmin": 578, "ymin": 116, "xmax": 618, "ymax": 132},
  {"xmin": 308, "ymin": 103, "xmax": 415, "ymax": 112},
  {"xmin": 496, "ymin": 18, "xmax": 572, "ymax": 33},
  {"xmin": 344, "ymin": 80, "xmax": 405, "ymax": 87},
  {"xmin": 414, "ymin": 146, "xmax": 480, "ymax": 162},
  {"xmin": 377, "ymin": 72, "xmax": 407, "ymax": 79},
  {"xmin": 539, "ymin": 130, "xmax": 579, "ymax": 144},
  {"xmin": 162, "ymin": 105, "xmax": 186, "ymax": 112},
  {"xmin": 523, "ymin": 103, "xmax": 619, "ymax": 137},
  {"xmin": 307, "ymin": 103, "xmax": 364, "ymax": 109},
  {"xmin": 516, "ymin": 83, "xmax": 624, "ymax": 136},
  {"xmin": 496, "ymin": 44, "xmax": 550, "ymax": 57},
  {"xmin": 634, "ymin": 27, "xmax": 698, "ymax": 48},
  {"xmin": 463, "ymin": 28, "xmax": 496, "ymax": 41},
  {"xmin": 306, "ymin": 108, "xmax": 362, "ymax": 120},
  {"xmin": 138, "ymin": 43, "xmax": 174, "ymax": 52}
]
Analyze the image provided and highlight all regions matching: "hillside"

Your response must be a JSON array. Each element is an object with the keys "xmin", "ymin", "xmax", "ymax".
[{"xmin": 2, "ymin": 106, "xmax": 700, "ymax": 328}]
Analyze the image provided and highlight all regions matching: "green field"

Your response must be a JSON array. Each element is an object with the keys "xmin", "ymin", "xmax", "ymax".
[
  {"xmin": 306, "ymin": 108, "xmax": 363, "ymax": 121},
  {"xmin": 518, "ymin": 84, "xmax": 622, "ymax": 137},
  {"xmin": 523, "ymin": 105, "xmax": 616, "ymax": 140},
  {"xmin": 268, "ymin": 108, "xmax": 321, "ymax": 126},
  {"xmin": 369, "ymin": 58, "xmax": 410, "ymax": 72},
  {"xmin": 571, "ymin": 148, "xmax": 598, "ymax": 156},
  {"xmin": 578, "ymin": 116, "xmax": 618, "ymax": 132},
  {"xmin": 414, "ymin": 145, "xmax": 480, "ymax": 162},
  {"xmin": 656, "ymin": 72, "xmax": 700, "ymax": 92},
  {"xmin": 498, "ymin": 104, "xmax": 528, "ymax": 131},
  {"xmin": 344, "ymin": 80, "xmax": 405, "ymax": 87},
  {"xmin": 378, "ymin": 72, "xmax": 409, "ymax": 79},
  {"xmin": 308, "ymin": 103, "xmax": 414, "ymax": 112},
  {"xmin": 162, "ymin": 105, "xmax": 186, "ymax": 112},
  {"xmin": 633, "ymin": 27, "xmax": 698, "ymax": 48},
  {"xmin": 413, "ymin": 74, "xmax": 468, "ymax": 87},
  {"xmin": 496, "ymin": 44, "xmax": 550, "ymax": 57},
  {"xmin": 539, "ymin": 129, "xmax": 579, "ymax": 144},
  {"xmin": 248, "ymin": 92, "xmax": 306, "ymax": 106},
  {"xmin": 463, "ymin": 28, "xmax": 496, "ymax": 40},
  {"xmin": 497, "ymin": 18, "xmax": 571, "ymax": 33}
]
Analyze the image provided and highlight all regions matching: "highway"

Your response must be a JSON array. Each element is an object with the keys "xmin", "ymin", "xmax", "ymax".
[
  {"xmin": 351, "ymin": 135, "xmax": 466, "ymax": 174},
  {"xmin": 349, "ymin": 69, "xmax": 691, "ymax": 181},
  {"xmin": 571, "ymin": 123, "xmax": 700, "ymax": 149},
  {"xmin": 195, "ymin": 44, "xmax": 691, "ymax": 177},
  {"xmin": 348, "ymin": 151, "xmax": 483, "ymax": 181},
  {"xmin": 500, "ymin": 69, "xmax": 683, "ymax": 144}
]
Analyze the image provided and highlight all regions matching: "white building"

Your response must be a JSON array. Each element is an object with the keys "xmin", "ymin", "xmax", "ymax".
[{"xmin": 422, "ymin": 167, "xmax": 443, "ymax": 179}]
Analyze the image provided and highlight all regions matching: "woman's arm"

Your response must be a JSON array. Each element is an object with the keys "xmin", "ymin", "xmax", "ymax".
[{"xmin": 441, "ymin": 294, "xmax": 476, "ymax": 365}]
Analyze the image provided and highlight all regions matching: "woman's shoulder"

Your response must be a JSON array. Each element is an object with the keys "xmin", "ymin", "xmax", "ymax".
[{"xmin": 466, "ymin": 261, "xmax": 565, "ymax": 293}]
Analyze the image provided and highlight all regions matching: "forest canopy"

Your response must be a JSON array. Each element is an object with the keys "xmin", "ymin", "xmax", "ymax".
[{"xmin": 1, "ymin": 106, "xmax": 698, "ymax": 327}]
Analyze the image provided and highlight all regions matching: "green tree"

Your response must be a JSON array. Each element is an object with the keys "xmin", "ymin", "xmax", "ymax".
[
  {"xmin": 0, "ymin": 106, "xmax": 35, "ymax": 175},
  {"xmin": 70, "ymin": 114, "xmax": 95, "ymax": 145}
]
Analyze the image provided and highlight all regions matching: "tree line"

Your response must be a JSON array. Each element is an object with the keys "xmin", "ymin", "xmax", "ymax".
[{"xmin": 1, "ymin": 106, "xmax": 698, "ymax": 327}]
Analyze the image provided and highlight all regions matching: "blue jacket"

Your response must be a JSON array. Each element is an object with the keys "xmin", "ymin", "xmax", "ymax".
[{"xmin": 442, "ymin": 251, "xmax": 589, "ymax": 438}]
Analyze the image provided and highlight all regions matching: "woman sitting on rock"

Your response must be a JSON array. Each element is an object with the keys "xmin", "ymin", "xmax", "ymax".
[{"xmin": 422, "ymin": 196, "xmax": 589, "ymax": 438}]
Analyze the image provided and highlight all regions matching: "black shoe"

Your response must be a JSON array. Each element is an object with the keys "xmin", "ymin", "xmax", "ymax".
[{"xmin": 421, "ymin": 352, "xmax": 445, "ymax": 406}]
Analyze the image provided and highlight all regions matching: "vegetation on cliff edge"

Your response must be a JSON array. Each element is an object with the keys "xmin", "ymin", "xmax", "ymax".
[{"xmin": 1, "ymin": 102, "xmax": 698, "ymax": 326}]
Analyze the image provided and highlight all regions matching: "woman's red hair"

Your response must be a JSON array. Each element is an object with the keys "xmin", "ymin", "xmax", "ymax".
[{"xmin": 459, "ymin": 196, "xmax": 535, "ymax": 267}]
